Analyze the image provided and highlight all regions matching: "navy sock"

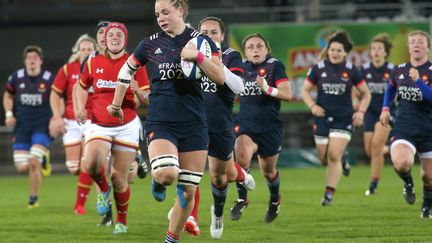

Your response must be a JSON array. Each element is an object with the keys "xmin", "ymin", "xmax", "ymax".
[
  {"xmin": 423, "ymin": 186, "xmax": 432, "ymax": 208},
  {"xmin": 325, "ymin": 186, "xmax": 336, "ymax": 198},
  {"xmin": 267, "ymin": 170, "xmax": 280, "ymax": 203},
  {"xmin": 370, "ymin": 178, "xmax": 379, "ymax": 190},
  {"xmin": 396, "ymin": 169, "xmax": 413, "ymax": 185},
  {"xmin": 211, "ymin": 183, "xmax": 228, "ymax": 217},
  {"xmin": 29, "ymin": 195, "xmax": 38, "ymax": 205},
  {"xmin": 236, "ymin": 182, "xmax": 248, "ymax": 201}
]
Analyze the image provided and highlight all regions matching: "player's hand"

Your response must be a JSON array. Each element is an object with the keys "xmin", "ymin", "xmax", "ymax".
[
  {"xmin": 379, "ymin": 110, "xmax": 390, "ymax": 127},
  {"xmin": 49, "ymin": 116, "xmax": 66, "ymax": 138},
  {"xmin": 107, "ymin": 104, "xmax": 124, "ymax": 124},
  {"xmin": 75, "ymin": 109, "xmax": 87, "ymax": 125},
  {"xmin": 256, "ymin": 76, "xmax": 265, "ymax": 89},
  {"xmin": 130, "ymin": 79, "xmax": 139, "ymax": 92},
  {"xmin": 310, "ymin": 104, "xmax": 325, "ymax": 117},
  {"xmin": 409, "ymin": 67, "xmax": 419, "ymax": 81},
  {"xmin": 5, "ymin": 116, "xmax": 16, "ymax": 127},
  {"xmin": 352, "ymin": 111, "xmax": 364, "ymax": 127},
  {"xmin": 181, "ymin": 42, "xmax": 199, "ymax": 62}
]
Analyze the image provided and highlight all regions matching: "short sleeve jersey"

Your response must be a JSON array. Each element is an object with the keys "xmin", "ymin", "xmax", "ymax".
[
  {"xmin": 6, "ymin": 68, "xmax": 53, "ymax": 128},
  {"xmin": 79, "ymin": 53, "xmax": 149, "ymax": 126},
  {"xmin": 306, "ymin": 60, "xmax": 364, "ymax": 118},
  {"xmin": 52, "ymin": 61, "xmax": 93, "ymax": 119},
  {"xmin": 235, "ymin": 57, "xmax": 289, "ymax": 133},
  {"xmin": 389, "ymin": 61, "xmax": 432, "ymax": 136},
  {"xmin": 202, "ymin": 47, "xmax": 245, "ymax": 133},
  {"xmin": 131, "ymin": 27, "xmax": 219, "ymax": 124},
  {"xmin": 361, "ymin": 62, "xmax": 394, "ymax": 114}
]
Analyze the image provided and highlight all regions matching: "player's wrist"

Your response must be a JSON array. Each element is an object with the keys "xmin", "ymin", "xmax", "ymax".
[
  {"xmin": 381, "ymin": 106, "xmax": 390, "ymax": 112},
  {"xmin": 196, "ymin": 51, "xmax": 205, "ymax": 65},
  {"xmin": 110, "ymin": 104, "xmax": 121, "ymax": 110},
  {"xmin": 5, "ymin": 111, "xmax": 13, "ymax": 118}
]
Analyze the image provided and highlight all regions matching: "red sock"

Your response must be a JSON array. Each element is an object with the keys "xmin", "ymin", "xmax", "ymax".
[
  {"xmin": 234, "ymin": 162, "xmax": 245, "ymax": 182},
  {"xmin": 91, "ymin": 167, "xmax": 109, "ymax": 192},
  {"xmin": 114, "ymin": 186, "xmax": 130, "ymax": 225},
  {"xmin": 190, "ymin": 187, "xmax": 200, "ymax": 221},
  {"xmin": 74, "ymin": 171, "xmax": 93, "ymax": 208}
]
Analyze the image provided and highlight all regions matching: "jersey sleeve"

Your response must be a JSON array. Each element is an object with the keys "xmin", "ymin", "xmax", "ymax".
[
  {"xmin": 79, "ymin": 59, "xmax": 93, "ymax": 90},
  {"xmin": 134, "ymin": 65, "xmax": 150, "ymax": 91},
  {"xmin": 132, "ymin": 39, "xmax": 147, "ymax": 66},
  {"xmin": 5, "ymin": 73, "xmax": 16, "ymax": 94},
  {"xmin": 389, "ymin": 69, "xmax": 397, "ymax": 87},
  {"xmin": 226, "ymin": 51, "xmax": 245, "ymax": 77},
  {"xmin": 274, "ymin": 61, "xmax": 289, "ymax": 86},
  {"xmin": 352, "ymin": 66, "xmax": 365, "ymax": 87},
  {"xmin": 305, "ymin": 65, "xmax": 318, "ymax": 85},
  {"xmin": 52, "ymin": 65, "xmax": 68, "ymax": 94}
]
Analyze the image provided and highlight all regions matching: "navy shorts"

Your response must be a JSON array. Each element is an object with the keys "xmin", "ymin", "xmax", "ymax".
[
  {"xmin": 390, "ymin": 132, "xmax": 432, "ymax": 154},
  {"xmin": 145, "ymin": 121, "xmax": 208, "ymax": 152},
  {"xmin": 13, "ymin": 131, "xmax": 52, "ymax": 151},
  {"xmin": 208, "ymin": 130, "xmax": 235, "ymax": 161},
  {"xmin": 234, "ymin": 125, "xmax": 283, "ymax": 157},
  {"xmin": 364, "ymin": 110, "xmax": 379, "ymax": 132},
  {"xmin": 314, "ymin": 115, "xmax": 353, "ymax": 137}
]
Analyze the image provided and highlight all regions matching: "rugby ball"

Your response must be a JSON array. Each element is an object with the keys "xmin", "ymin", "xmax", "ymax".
[{"xmin": 181, "ymin": 36, "xmax": 212, "ymax": 80}]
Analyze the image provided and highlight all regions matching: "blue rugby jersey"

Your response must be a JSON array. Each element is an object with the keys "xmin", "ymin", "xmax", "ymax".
[
  {"xmin": 306, "ymin": 60, "xmax": 364, "ymax": 118},
  {"xmin": 361, "ymin": 62, "xmax": 394, "ymax": 115},
  {"xmin": 202, "ymin": 46, "xmax": 245, "ymax": 133},
  {"xmin": 6, "ymin": 68, "xmax": 53, "ymax": 129},
  {"xmin": 389, "ymin": 61, "xmax": 432, "ymax": 136},
  {"xmin": 132, "ymin": 27, "xmax": 219, "ymax": 123},
  {"xmin": 235, "ymin": 57, "xmax": 289, "ymax": 133}
]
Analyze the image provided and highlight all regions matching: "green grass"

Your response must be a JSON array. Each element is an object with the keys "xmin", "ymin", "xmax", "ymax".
[{"xmin": 1, "ymin": 165, "xmax": 431, "ymax": 242}]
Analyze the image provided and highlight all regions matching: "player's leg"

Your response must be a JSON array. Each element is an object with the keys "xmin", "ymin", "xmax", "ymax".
[
  {"xmin": 257, "ymin": 154, "xmax": 280, "ymax": 223},
  {"xmin": 390, "ymin": 139, "xmax": 416, "ymax": 204},
  {"xmin": 420, "ymin": 157, "xmax": 432, "ymax": 218},
  {"xmin": 231, "ymin": 134, "xmax": 257, "ymax": 221},
  {"xmin": 165, "ymin": 150, "xmax": 206, "ymax": 242},
  {"xmin": 321, "ymin": 134, "xmax": 350, "ymax": 206},
  {"xmin": 366, "ymin": 122, "xmax": 391, "ymax": 195},
  {"xmin": 110, "ymin": 148, "xmax": 135, "ymax": 234}
]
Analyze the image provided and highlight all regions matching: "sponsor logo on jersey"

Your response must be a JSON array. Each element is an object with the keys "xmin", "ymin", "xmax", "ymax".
[
  {"xmin": 366, "ymin": 73, "xmax": 372, "ymax": 79},
  {"xmin": 96, "ymin": 79, "xmax": 117, "ymax": 88},
  {"xmin": 96, "ymin": 68, "xmax": 104, "ymax": 74},
  {"xmin": 321, "ymin": 72, "xmax": 327, "ymax": 78},
  {"xmin": 19, "ymin": 83, "xmax": 25, "ymax": 89},
  {"xmin": 399, "ymin": 74, "xmax": 404, "ymax": 79}
]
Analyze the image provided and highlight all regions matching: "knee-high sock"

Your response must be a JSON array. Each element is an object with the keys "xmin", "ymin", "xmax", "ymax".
[
  {"xmin": 114, "ymin": 186, "xmax": 130, "ymax": 225},
  {"xmin": 212, "ymin": 183, "xmax": 228, "ymax": 217},
  {"xmin": 75, "ymin": 171, "xmax": 93, "ymax": 208},
  {"xmin": 190, "ymin": 187, "xmax": 200, "ymax": 221}
]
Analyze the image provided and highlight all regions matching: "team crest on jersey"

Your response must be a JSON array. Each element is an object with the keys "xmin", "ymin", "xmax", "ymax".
[
  {"xmin": 341, "ymin": 72, "xmax": 349, "ymax": 81},
  {"xmin": 422, "ymin": 75, "xmax": 428, "ymax": 82},
  {"xmin": 148, "ymin": 131, "xmax": 155, "ymax": 140},
  {"xmin": 38, "ymin": 83, "xmax": 47, "ymax": 93},
  {"xmin": 19, "ymin": 83, "xmax": 25, "ymax": 89},
  {"xmin": 233, "ymin": 125, "xmax": 240, "ymax": 133},
  {"xmin": 384, "ymin": 72, "xmax": 390, "ymax": 80}
]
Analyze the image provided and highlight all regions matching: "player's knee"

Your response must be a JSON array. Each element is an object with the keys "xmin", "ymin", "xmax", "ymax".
[
  {"xmin": 326, "ymin": 150, "xmax": 340, "ymax": 164},
  {"xmin": 151, "ymin": 154, "xmax": 179, "ymax": 185},
  {"xmin": 176, "ymin": 184, "xmax": 197, "ymax": 209},
  {"xmin": 66, "ymin": 160, "xmax": 80, "ymax": 175},
  {"xmin": 13, "ymin": 154, "xmax": 30, "ymax": 173},
  {"xmin": 111, "ymin": 173, "xmax": 128, "ymax": 192},
  {"xmin": 211, "ymin": 173, "xmax": 226, "ymax": 187},
  {"xmin": 28, "ymin": 157, "xmax": 40, "ymax": 171}
]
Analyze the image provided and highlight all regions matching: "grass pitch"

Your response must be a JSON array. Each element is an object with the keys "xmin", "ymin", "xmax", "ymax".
[{"xmin": 0, "ymin": 165, "xmax": 431, "ymax": 242}]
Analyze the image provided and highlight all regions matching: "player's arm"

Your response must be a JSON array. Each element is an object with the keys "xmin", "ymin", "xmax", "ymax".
[
  {"xmin": 181, "ymin": 42, "xmax": 225, "ymax": 85},
  {"xmin": 379, "ymin": 77, "xmax": 397, "ymax": 127},
  {"xmin": 2, "ymin": 90, "xmax": 15, "ymax": 127},
  {"xmin": 301, "ymin": 68, "xmax": 325, "ymax": 117},
  {"xmin": 223, "ymin": 66, "xmax": 244, "ymax": 94},
  {"xmin": 50, "ymin": 89, "xmax": 64, "ymax": 119},
  {"xmin": 352, "ymin": 82, "xmax": 371, "ymax": 126},
  {"xmin": 75, "ymin": 81, "xmax": 90, "ymax": 124}
]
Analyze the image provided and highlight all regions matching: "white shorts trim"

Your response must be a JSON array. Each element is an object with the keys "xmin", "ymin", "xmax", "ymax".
[
  {"xmin": 391, "ymin": 139, "xmax": 416, "ymax": 155},
  {"xmin": 329, "ymin": 129, "xmax": 352, "ymax": 141},
  {"xmin": 63, "ymin": 119, "xmax": 91, "ymax": 146},
  {"xmin": 85, "ymin": 116, "xmax": 140, "ymax": 151},
  {"xmin": 419, "ymin": 151, "xmax": 432, "ymax": 159},
  {"xmin": 314, "ymin": 135, "xmax": 329, "ymax": 145}
]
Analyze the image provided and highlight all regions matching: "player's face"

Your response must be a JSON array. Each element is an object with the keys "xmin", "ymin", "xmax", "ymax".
[
  {"xmin": 24, "ymin": 52, "xmax": 42, "ymax": 70},
  {"xmin": 370, "ymin": 41, "xmax": 387, "ymax": 63},
  {"xmin": 155, "ymin": 0, "xmax": 184, "ymax": 34},
  {"xmin": 78, "ymin": 40, "xmax": 95, "ymax": 62},
  {"xmin": 106, "ymin": 28, "xmax": 126, "ymax": 54},
  {"xmin": 327, "ymin": 42, "xmax": 347, "ymax": 64},
  {"xmin": 199, "ymin": 20, "xmax": 224, "ymax": 46},
  {"xmin": 97, "ymin": 27, "xmax": 107, "ymax": 51},
  {"xmin": 408, "ymin": 34, "xmax": 430, "ymax": 61},
  {"xmin": 245, "ymin": 37, "xmax": 268, "ymax": 65}
]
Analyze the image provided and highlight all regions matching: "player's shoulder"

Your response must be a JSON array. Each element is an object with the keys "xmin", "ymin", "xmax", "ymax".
[
  {"xmin": 345, "ymin": 61, "xmax": 354, "ymax": 70},
  {"xmin": 387, "ymin": 62, "xmax": 394, "ymax": 70},
  {"xmin": 362, "ymin": 62, "xmax": 371, "ymax": 70},
  {"xmin": 41, "ymin": 69, "xmax": 53, "ymax": 81},
  {"xmin": 223, "ymin": 47, "xmax": 240, "ymax": 57}
]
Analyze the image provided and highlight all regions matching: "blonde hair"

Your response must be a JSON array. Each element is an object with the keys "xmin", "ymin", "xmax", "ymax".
[
  {"xmin": 156, "ymin": 0, "xmax": 189, "ymax": 20},
  {"xmin": 68, "ymin": 34, "xmax": 97, "ymax": 63},
  {"xmin": 408, "ymin": 30, "xmax": 431, "ymax": 48}
]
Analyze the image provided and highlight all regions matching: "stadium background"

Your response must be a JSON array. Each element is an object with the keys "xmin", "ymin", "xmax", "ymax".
[{"xmin": 1, "ymin": 0, "xmax": 432, "ymax": 174}]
